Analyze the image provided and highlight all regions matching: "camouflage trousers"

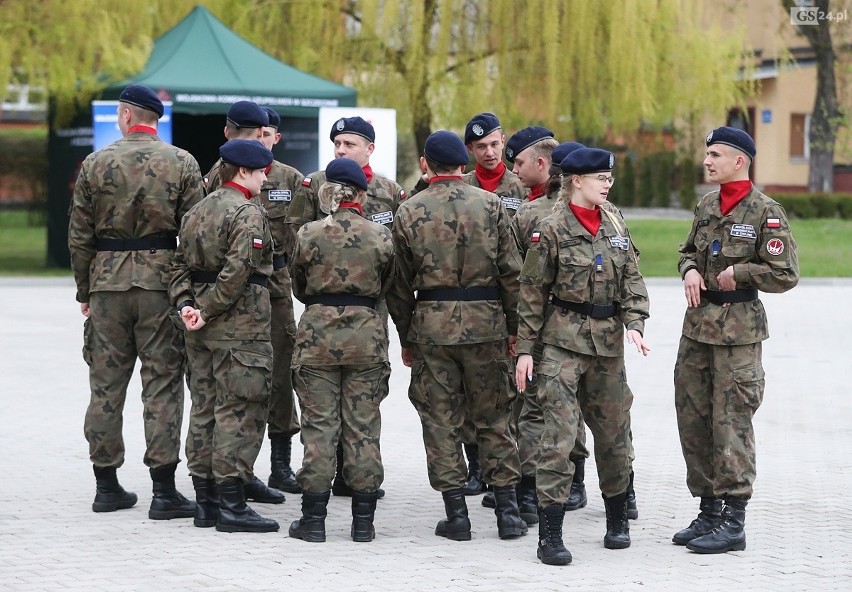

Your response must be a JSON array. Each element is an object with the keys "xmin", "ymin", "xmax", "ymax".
[
  {"xmin": 83, "ymin": 289, "xmax": 185, "ymax": 469},
  {"xmin": 409, "ymin": 341, "xmax": 521, "ymax": 492},
  {"xmin": 674, "ymin": 336, "xmax": 764, "ymax": 500},
  {"xmin": 535, "ymin": 345, "xmax": 634, "ymax": 505},
  {"xmin": 292, "ymin": 362, "xmax": 390, "ymax": 493},
  {"xmin": 184, "ymin": 336, "xmax": 272, "ymax": 482},
  {"xmin": 267, "ymin": 295, "xmax": 299, "ymax": 437}
]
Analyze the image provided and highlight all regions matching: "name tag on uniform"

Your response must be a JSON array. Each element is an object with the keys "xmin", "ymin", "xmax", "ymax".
[
  {"xmin": 730, "ymin": 224, "xmax": 756, "ymax": 239},
  {"xmin": 501, "ymin": 196, "xmax": 522, "ymax": 211},
  {"xmin": 268, "ymin": 190, "xmax": 292, "ymax": 202},
  {"xmin": 370, "ymin": 211, "xmax": 394, "ymax": 225},
  {"xmin": 560, "ymin": 239, "xmax": 581, "ymax": 248},
  {"xmin": 609, "ymin": 236, "xmax": 630, "ymax": 251}
]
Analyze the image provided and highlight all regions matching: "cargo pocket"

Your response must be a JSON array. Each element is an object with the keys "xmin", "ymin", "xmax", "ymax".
[
  {"xmin": 534, "ymin": 359, "xmax": 563, "ymax": 407},
  {"xmin": 227, "ymin": 348, "xmax": 272, "ymax": 403},
  {"xmin": 407, "ymin": 359, "xmax": 431, "ymax": 414},
  {"xmin": 82, "ymin": 318, "xmax": 93, "ymax": 367},
  {"xmin": 729, "ymin": 362, "xmax": 765, "ymax": 413},
  {"xmin": 491, "ymin": 359, "xmax": 515, "ymax": 412}
]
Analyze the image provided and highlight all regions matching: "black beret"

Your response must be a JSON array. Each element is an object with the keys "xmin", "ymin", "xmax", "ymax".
[
  {"xmin": 424, "ymin": 130, "xmax": 469, "ymax": 167},
  {"xmin": 329, "ymin": 116, "xmax": 375, "ymax": 143},
  {"xmin": 551, "ymin": 142, "xmax": 586, "ymax": 167},
  {"xmin": 560, "ymin": 148, "xmax": 615, "ymax": 175},
  {"xmin": 119, "ymin": 85, "xmax": 164, "ymax": 119},
  {"xmin": 219, "ymin": 139, "xmax": 273, "ymax": 169},
  {"xmin": 325, "ymin": 157, "xmax": 368, "ymax": 191},
  {"xmin": 505, "ymin": 126, "xmax": 555, "ymax": 163},
  {"xmin": 226, "ymin": 101, "xmax": 268, "ymax": 128},
  {"xmin": 263, "ymin": 107, "xmax": 281, "ymax": 130},
  {"xmin": 464, "ymin": 112, "xmax": 501, "ymax": 144},
  {"xmin": 706, "ymin": 126, "xmax": 756, "ymax": 159}
]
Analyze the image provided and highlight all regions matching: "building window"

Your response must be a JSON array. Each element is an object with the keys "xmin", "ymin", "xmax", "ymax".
[{"xmin": 790, "ymin": 113, "xmax": 809, "ymax": 160}]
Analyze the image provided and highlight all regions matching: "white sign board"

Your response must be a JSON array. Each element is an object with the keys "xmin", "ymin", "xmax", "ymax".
[{"xmin": 318, "ymin": 107, "xmax": 397, "ymax": 181}]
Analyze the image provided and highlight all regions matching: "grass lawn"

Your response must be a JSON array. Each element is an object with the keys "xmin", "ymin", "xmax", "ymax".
[{"xmin": 1, "ymin": 210, "xmax": 851, "ymax": 277}]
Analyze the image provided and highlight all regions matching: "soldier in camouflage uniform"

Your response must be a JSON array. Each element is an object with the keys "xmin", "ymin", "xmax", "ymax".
[
  {"xmin": 287, "ymin": 115, "xmax": 404, "ymax": 499},
  {"xmin": 68, "ymin": 84, "xmax": 201, "ymax": 519},
  {"xmin": 203, "ymin": 101, "xmax": 267, "ymax": 193},
  {"xmin": 672, "ymin": 127, "xmax": 798, "ymax": 554},
  {"xmin": 386, "ymin": 130, "xmax": 527, "ymax": 542},
  {"xmin": 169, "ymin": 139, "xmax": 278, "ymax": 534},
  {"xmin": 515, "ymin": 148, "xmax": 650, "ymax": 565},
  {"xmin": 287, "ymin": 158, "xmax": 395, "ymax": 544}
]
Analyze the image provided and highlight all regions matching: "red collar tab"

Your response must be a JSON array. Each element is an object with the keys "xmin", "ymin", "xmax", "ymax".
[
  {"xmin": 528, "ymin": 183, "xmax": 546, "ymax": 201},
  {"xmin": 362, "ymin": 164, "xmax": 374, "ymax": 184},
  {"xmin": 223, "ymin": 181, "xmax": 252, "ymax": 200},
  {"xmin": 568, "ymin": 201, "xmax": 601, "ymax": 236},
  {"xmin": 719, "ymin": 180, "xmax": 752, "ymax": 215},
  {"xmin": 475, "ymin": 162, "xmax": 505, "ymax": 192},
  {"xmin": 264, "ymin": 164, "xmax": 272, "ymax": 175},
  {"xmin": 429, "ymin": 175, "xmax": 463, "ymax": 184},
  {"xmin": 128, "ymin": 125, "xmax": 157, "ymax": 135},
  {"xmin": 338, "ymin": 201, "xmax": 363, "ymax": 216}
]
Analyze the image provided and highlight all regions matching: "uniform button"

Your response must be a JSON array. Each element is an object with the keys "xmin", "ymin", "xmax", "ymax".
[{"xmin": 150, "ymin": 248, "xmax": 157, "ymax": 254}]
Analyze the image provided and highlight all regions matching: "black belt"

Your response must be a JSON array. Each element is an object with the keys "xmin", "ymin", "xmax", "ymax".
[
  {"xmin": 96, "ymin": 237, "xmax": 176, "ymax": 251},
  {"xmin": 191, "ymin": 271, "xmax": 269, "ymax": 288},
  {"xmin": 302, "ymin": 294, "xmax": 377, "ymax": 309},
  {"xmin": 273, "ymin": 255, "xmax": 288, "ymax": 270},
  {"xmin": 704, "ymin": 287, "xmax": 758, "ymax": 305},
  {"xmin": 417, "ymin": 287, "xmax": 500, "ymax": 302},
  {"xmin": 551, "ymin": 295, "xmax": 619, "ymax": 319}
]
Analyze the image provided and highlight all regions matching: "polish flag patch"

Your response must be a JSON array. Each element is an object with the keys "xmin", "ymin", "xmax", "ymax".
[
  {"xmin": 252, "ymin": 237, "xmax": 263, "ymax": 249},
  {"xmin": 530, "ymin": 231, "xmax": 541, "ymax": 243},
  {"xmin": 301, "ymin": 178, "xmax": 312, "ymax": 187},
  {"xmin": 766, "ymin": 217, "xmax": 781, "ymax": 228}
]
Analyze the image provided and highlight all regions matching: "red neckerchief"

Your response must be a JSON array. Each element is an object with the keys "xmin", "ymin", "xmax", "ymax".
[
  {"xmin": 429, "ymin": 175, "xmax": 463, "ymax": 184},
  {"xmin": 528, "ymin": 182, "xmax": 546, "ymax": 202},
  {"xmin": 719, "ymin": 180, "xmax": 752, "ymax": 215},
  {"xmin": 264, "ymin": 164, "xmax": 272, "ymax": 175},
  {"xmin": 338, "ymin": 201, "xmax": 363, "ymax": 216},
  {"xmin": 475, "ymin": 162, "xmax": 505, "ymax": 192},
  {"xmin": 223, "ymin": 181, "xmax": 252, "ymax": 200},
  {"xmin": 128, "ymin": 125, "xmax": 157, "ymax": 135},
  {"xmin": 569, "ymin": 201, "xmax": 601, "ymax": 236},
  {"xmin": 362, "ymin": 164, "xmax": 374, "ymax": 184}
]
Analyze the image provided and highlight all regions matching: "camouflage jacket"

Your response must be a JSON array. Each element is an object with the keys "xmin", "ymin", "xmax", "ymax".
[
  {"xmin": 386, "ymin": 177, "xmax": 521, "ymax": 348},
  {"xmin": 290, "ymin": 208, "xmax": 395, "ymax": 365},
  {"xmin": 462, "ymin": 168, "xmax": 528, "ymax": 218},
  {"xmin": 68, "ymin": 131, "xmax": 204, "ymax": 302},
  {"xmin": 677, "ymin": 187, "xmax": 799, "ymax": 345},
  {"xmin": 510, "ymin": 187, "xmax": 563, "ymax": 259},
  {"xmin": 169, "ymin": 186, "xmax": 273, "ymax": 341},
  {"xmin": 288, "ymin": 169, "xmax": 406, "ymax": 229},
  {"xmin": 203, "ymin": 159, "xmax": 225, "ymax": 194},
  {"xmin": 517, "ymin": 205, "xmax": 649, "ymax": 358}
]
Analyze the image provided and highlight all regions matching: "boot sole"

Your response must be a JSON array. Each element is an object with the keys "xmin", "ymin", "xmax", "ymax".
[
  {"xmin": 537, "ymin": 548, "xmax": 572, "ymax": 565},
  {"xmin": 92, "ymin": 499, "xmax": 137, "ymax": 513},
  {"xmin": 435, "ymin": 530, "xmax": 472, "ymax": 541},
  {"xmin": 499, "ymin": 530, "xmax": 528, "ymax": 540},
  {"xmin": 564, "ymin": 499, "xmax": 587, "ymax": 511},
  {"xmin": 268, "ymin": 482, "xmax": 302, "ymax": 494},
  {"xmin": 604, "ymin": 539, "xmax": 631, "ymax": 550},
  {"xmin": 149, "ymin": 509, "xmax": 196, "ymax": 520},
  {"xmin": 244, "ymin": 497, "xmax": 285, "ymax": 504},
  {"xmin": 352, "ymin": 533, "xmax": 375, "ymax": 542},
  {"xmin": 288, "ymin": 530, "xmax": 326, "ymax": 542},
  {"xmin": 687, "ymin": 541, "xmax": 746, "ymax": 554},
  {"xmin": 216, "ymin": 523, "xmax": 280, "ymax": 533},
  {"xmin": 194, "ymin": 518, "xmax": 217, "ymax": 528},
  {"xmin": 626, "ymin": 508, "xmax": 639, "ymax": 520}
]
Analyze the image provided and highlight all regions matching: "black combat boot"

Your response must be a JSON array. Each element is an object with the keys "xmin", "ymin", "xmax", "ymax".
[
  {"xmin": 289, "ymin": 491, "xmax": 331, "ymax": 543},
  {"xmin": 148, "ymin": 463, "xmax": 196, "ymax": 520},
  {"xmin": 672, "ymin": 497, "xmax": 723, "ymax": 545},
  {"xmin": 331, "ymin": 443, "xmax": 385, "ymax": 498},
  {"xmin": 92, "ymin": 465, "xmax": 138, "ymax": 513},
  {"xmin": 481, "ymin": 491, "xmax": 496, "ymax": 509},
  {"xmin": 191, "ymin": 476, "xmax": 218, "ymax": 528},
  {"xmin": 686, "ymin": 497, "xmax": 747, "ymax": 554},
  {"xmin": 216, "ymin": 478, "xmax": 279, "ymax": 533},
  {"xmin": 516, "ymin": 474, "xmax": 539, "ymax": 526},
  {"xmin": 244, "ymin": 475, "xmax": 285, "ymax": 504},
  {"xmin": 493, "ymin": 485, "xmax": 529, "ymax": 539},
  {"xmin": 537, "ymin": 504, "xmax": 572, "ymax": 566},
  {"xmin": 435, "ymin": 489, "xmax": 472, "ymax": 541},
  {"xmin": 351, "ymin": 490, "xmax": 379, "ymax": 542},
  {"xmin": 460, "ymin": 443, "xmax": 485, "ymax": 495},
  {"xmin": 564, "ymin": 458, "xmax": 587, "ymax": 511},
  {"xmin": 603, "ymin": 492, "xmax": 631, "ymax": 549},
  {"xmin": 267, "ymin": 434, "xmax": 301, "ymax": 494},
  {"xmin": 625, "ymin": 470, "xmax": 638, "ymax": 520}
]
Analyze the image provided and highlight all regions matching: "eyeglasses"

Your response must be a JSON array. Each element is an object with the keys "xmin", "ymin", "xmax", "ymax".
[{"xmin": 581, "ymin": 174, "xmax": 615, "ymax": 185}]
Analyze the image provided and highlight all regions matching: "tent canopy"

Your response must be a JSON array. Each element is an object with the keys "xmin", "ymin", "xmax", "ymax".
[{"xmin": 103, "ymin": 5, "xmax": 356, "ymax": 117}]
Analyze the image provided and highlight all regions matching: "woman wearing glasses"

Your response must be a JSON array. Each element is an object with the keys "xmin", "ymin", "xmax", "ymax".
[{"xmin": 514, "ymin": 147, "xmax": 650, "ymax": 565}]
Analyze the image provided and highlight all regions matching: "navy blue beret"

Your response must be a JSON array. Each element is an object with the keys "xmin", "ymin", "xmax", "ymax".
[
  {"xmin": 119, "ymin": 85, "xmax": 164, "ymax": 118},
  {"xmin": 551, "ymin": 142, "xmax": 586, "ymax": 167},
  {"xmin": 560, "ymin": 148, "xmax": 615, "ymax": 175},
  {"xmin": 226, "ymin": 101, "xmax": 268, "ymax": 128},
  {"xmin": 219, "ymin": 139, "xmax": 273, "ymax": 169},
  {"xmin": 706, "ymin": 126, "xmax": 756, "ymax": 159},
  {"xmin": 263, "ymin": 107, "xmax": 281, "ymax": 130},
  {"xmin": 326, "ymin": 157, "xmax": 368, "ymax": 191},
  {"xmin": 424, "ymin": 130, "xmax": 470, "ymax": 167},
  {"xmin": 464, "ymin": 112, "xmax": 501, "ymax": 144},
  {"xmin": 505, "ymin": 126, "xmax": 555, "ymax": 163},
  {"xmin": 330, "ymin": 116, "xmax": 375, "ymax": 143}
]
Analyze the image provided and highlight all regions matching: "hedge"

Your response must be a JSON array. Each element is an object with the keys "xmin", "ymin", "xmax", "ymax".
[{"xmin": 772, "ymin": 193, "xmax": 852, "ymax": 219}]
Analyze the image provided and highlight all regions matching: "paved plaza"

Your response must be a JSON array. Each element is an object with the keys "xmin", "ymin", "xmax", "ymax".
[{"xmin": 0, "ymin": 277, "xmax": 849, "ymax": 591}]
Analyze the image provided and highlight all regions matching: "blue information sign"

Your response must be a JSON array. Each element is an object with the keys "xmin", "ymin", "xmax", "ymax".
[{"xmin": 92, "ymin": 101, "xmax": 173, "ymax": 151}]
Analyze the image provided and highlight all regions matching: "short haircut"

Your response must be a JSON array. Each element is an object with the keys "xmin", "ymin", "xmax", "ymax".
[{"xmin": 424, "ymin": 155, "xmax": 460, "ymax": 175}]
